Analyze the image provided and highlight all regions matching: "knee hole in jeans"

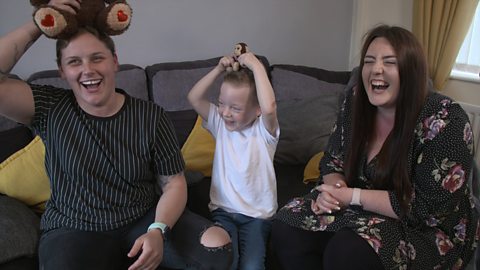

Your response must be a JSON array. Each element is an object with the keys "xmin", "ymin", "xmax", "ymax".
[{"xmin": 200, "ymin": 224, "xmax": 231, "ymax": 250}]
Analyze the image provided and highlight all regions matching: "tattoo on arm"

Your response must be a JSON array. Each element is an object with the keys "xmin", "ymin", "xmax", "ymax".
[{"xmin": 156, "ymin": 175, "xmax": 172, "ymax": 190}]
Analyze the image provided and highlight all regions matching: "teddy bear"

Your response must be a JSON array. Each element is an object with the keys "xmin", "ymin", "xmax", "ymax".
[
  {"xmin": 30, "ymin": 0, "xmax": 132, "ymax": 39},
  {"xmin": 226, "ymin": 42, "xmax": 249, "ymax": 72}
]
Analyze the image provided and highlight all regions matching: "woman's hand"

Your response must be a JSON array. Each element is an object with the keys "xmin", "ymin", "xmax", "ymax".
[
  {"xmin": 310, "ymin": 181, "xmax": 345, "ymax": 214},
  {"xmin": 48, "ymin": 0, "xmax": 82, "ymax": 15},
  {"xmin": 127, "ymin": 229, "xmax": 164, "ymax": 270}
]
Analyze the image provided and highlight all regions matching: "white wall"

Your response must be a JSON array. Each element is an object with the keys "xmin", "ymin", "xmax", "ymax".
[
  {"xmin": 349, "ymin": 0, "xmax": 413, "ymax": 69},
  {"xmin": 0, "ymin": 0, "xmax": 353, "ymax": 79}
]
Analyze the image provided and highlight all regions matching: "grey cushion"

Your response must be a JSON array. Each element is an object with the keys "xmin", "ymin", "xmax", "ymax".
[
  {"xmin": 271, "ymin": 67, "xmax": 348, "ymax": 102},
  {"xmin": 0, "ymin": 116, "xmax": 21, "ymax": 133},
  {"xmin": 148, "ymin": 65, "xmax": 222, "ymax": 111},
  {"xmin": 275, "ymin": 93, "xmax": 343, "ymax": 165},
  {"xmin": 272, "ymin": 66, "xmax": 349, "ymax": 165},
  {"xmin": 0, "ymin": 126, "xmax": 33, "ymax": 162},
  {"xmin": 0, "ymin": 195, "xmax": 40, "ymax": 263},
  {"xmin": 146, "ymin": 56, "xmax": 270, "ymax": 111},
  {"xmin": 27, "ymin": 64, "xmax": 149, "ymax": 101}
]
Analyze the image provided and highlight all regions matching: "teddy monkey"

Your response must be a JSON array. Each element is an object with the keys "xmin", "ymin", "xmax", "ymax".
[
  {"xmin": 226, "ymin": 42, "xmax": 249, "ymax": 72},
  {"xmin": 30, "ymin": 0, "xmax": 132, "ymax": 39}
]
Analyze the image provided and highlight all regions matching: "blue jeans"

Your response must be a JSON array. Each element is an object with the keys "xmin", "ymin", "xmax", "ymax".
[
  {"xmin": 39, "ymin": 207, "xmax": 232, "ymax": 270},
  {"xmin": 211, "ymin": 208, "xmax": 272, "ymax": 270}
]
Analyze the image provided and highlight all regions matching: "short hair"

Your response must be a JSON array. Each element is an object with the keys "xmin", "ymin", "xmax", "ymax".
[
  {"xmin": 223, "ymin": 69, "xmax": 258, "ymax": 105},
  {"xmin": 55, "ymin": 27, "xmax": 116, "ymax": 66}
]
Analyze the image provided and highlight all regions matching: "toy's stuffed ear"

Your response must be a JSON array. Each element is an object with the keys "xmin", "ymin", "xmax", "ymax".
[
  {"xmin": 31, "ymin": 0, "xmax": 133, "ymax": 39},
  {"xmin": 96, "ymin": 2, "xmax": 133, "ymax": 36},
  {"xmin": 32, "ymin": 5, "xmax": 78, "ymax": 39}
]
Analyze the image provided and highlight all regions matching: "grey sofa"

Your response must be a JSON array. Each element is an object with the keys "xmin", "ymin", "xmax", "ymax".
[{"xmin": 7, "ymin": 56, "xmax": 476, "ymax": 270}]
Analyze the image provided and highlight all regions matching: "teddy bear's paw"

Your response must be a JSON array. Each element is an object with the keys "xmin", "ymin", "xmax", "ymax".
[
  {"xmin": 97, "ymin": 3, "xmax": 132, "ymax": 35},
  {"xmin": 33, "ymin": 7, "xmax": 77, "ymax": 39}
]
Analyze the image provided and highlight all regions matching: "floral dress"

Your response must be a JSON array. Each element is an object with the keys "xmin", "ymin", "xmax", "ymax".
[{"xmin": 275, "ymin": 88, "xmax": 479, "ymax": 269}]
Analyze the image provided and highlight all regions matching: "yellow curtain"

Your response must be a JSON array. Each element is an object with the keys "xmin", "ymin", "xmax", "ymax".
[{"xmin": 413, "ymin": 0, "xmax": 479, "ymax": 90}]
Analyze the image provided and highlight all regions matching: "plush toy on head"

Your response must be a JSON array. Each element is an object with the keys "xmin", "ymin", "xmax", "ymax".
[
  {"xmin": 226, "ymin": 42, "xmax": 249, "ymax": 72},
  {"xmin": 30, "ymin": 0, "xmax": 132, "ymax": 39}
]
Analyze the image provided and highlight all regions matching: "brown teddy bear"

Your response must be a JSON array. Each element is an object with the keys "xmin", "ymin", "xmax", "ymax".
[
  {"xmin": 30, "ymin": 0, "xmax": 132, "ymax": 39},
  {"xmin": 227, "ymin": 42, "xmax": 249, "ymax": 72}
]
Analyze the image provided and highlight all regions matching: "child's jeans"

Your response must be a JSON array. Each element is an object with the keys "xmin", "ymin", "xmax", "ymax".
[{"xmin": 211, "ymin": 208, "xmax": 272, "ymax": 270}]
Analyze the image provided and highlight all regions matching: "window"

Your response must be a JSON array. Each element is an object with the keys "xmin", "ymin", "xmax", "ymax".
[{"xmin": 451, "ymin": 3, "xmax": 480, "ymax": 83}]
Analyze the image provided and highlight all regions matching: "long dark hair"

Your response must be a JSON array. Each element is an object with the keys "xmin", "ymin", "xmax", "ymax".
[{"xmin": 344, "ymin": 25, "xmax": 428, "ymax": 214}]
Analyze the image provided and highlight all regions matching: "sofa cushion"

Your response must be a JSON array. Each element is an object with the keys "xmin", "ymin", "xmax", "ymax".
[
  {"xmin": 146, "ymin": 56, "xmax": 271, "ymax": 111},
  {"xmin": 27, "ymin": 64, "xmax": 149, "ymax": 101},
  {"xmin": 0, "ymin": 126, "xmax": 34, "ymax": 163},
  {"xmin": 271, "ymin": 65, "xmax": 349, "ymax": 165},
  {"xmin": 181, "ymin": 116, "xmax": 215, "ymax": 177},
  {"xmin": 303, "ymin": 152, "xmax": 324, "ymax": 183},
  {"xmin": 165, "ymin": 110, "xmax": 197, "ymax": 148},
  {"xmin": 0, "ymin": 136, "xmax": 50, "ymax": 213},
  {"xmin": 0, "ymin": 195, "xmax": 40, "ymax": 264},
  {"xmin": 271, "ymin": 65, "xmax": 350, "ymax": 102},
  {"xmin": 0, "ymin": 116, "xmax": 22, "ymax": 133}
]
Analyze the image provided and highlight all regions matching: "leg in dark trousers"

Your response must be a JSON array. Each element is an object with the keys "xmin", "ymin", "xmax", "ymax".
[
  {"xmin": 271, "ymin": 219, "xmax": 334, "ymax": 270},
  {"xmin": 39, "ymin": 228, "xmax": 124, "ymax": 270},
  {"xmin": 323, "ymin": 228, "xmax": 384, "ymax": 270}
]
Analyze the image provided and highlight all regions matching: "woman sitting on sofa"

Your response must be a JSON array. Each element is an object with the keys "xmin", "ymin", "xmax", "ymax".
[
  {"xmin": 271, "ymin": 25, "xmax": 479, "ymax": 270},
  {"xmin": 0, "ymin": 1, "xmax": 232, "ymax": 269}
]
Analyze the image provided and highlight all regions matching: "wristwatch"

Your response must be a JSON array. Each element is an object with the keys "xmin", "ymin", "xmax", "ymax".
[
  {"xmin": 148, "ymin": 222, "xmax": 171, "ymax": 241},
  {"xmin": 350, "ymin": 188, "xmax": 362, "ymax": 207}
]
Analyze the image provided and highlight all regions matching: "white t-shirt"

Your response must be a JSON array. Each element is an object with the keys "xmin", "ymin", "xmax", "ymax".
[{"xmin": 204, "ymin": 104, "xmax": 279, "ymax": 219}]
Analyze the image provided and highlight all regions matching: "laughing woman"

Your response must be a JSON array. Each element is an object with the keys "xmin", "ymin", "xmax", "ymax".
[{"xmin": 271, "ymin": 25, "xmax": 479, "ymax": 270}]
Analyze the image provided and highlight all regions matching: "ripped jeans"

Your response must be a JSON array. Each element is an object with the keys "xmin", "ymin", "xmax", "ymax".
[
  {"xmin": 39, "ymin": 208, "xmax": 232, "ymax": 270},
  {"xmin": 211, "ymin": 208, "xmax": 272, "ymax": 270}
]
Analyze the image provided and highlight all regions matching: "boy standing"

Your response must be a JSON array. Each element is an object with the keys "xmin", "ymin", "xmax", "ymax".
[{"xmin": 188, "ymin": 52, "xmax": 279, "ymax": 270}]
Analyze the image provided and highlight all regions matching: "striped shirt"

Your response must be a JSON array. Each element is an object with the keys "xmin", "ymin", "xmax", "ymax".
[{"xmin": 30, "ymin": 85, "xmax": 185, "ymax": 232}]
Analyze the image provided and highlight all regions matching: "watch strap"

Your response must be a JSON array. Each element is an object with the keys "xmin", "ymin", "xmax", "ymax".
[
  {"xmin": 350, "ymin": 188, "xmax": 362, "ymax": 206},
  {"xmin": 148, "ymin": 222, "xmax": 170, "ymax": 240}
]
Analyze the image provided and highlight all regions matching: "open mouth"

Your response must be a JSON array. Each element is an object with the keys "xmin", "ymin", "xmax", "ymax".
[
  {"xmin": 80, "ymin": 79, "xmax": 102, "ymax": 90},
  {"xmin": 371, "ymin": 80, "xmax": 389, "ymax": 90}
]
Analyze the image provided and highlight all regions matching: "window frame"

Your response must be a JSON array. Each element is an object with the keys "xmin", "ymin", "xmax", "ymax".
[{"xmin": 450, "ymin": 3, "xmax": 480, "ymax": 84}]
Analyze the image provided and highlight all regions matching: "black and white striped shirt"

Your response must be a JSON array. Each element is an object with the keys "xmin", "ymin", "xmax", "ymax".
[{"xmin": 31, "ymin": 85, "xmax": 184, "ymax": 232}]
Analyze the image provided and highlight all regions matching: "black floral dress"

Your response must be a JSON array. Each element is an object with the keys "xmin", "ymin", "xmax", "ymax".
[{"xmin": 275, "ymin": 88, "xmax": 479, "ymax": 269}]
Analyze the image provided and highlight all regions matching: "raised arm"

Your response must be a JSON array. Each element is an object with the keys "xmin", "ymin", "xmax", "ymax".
[
  {"xmin": 0, "ymin": 21, "xmax": 41, "ymax": 124},
  {"xmin": 238, "ymin": 52, "xmax": 278, "ymax": 135},
  {"xmin": 0, "ymin": 0, "xmax": 81, "ymax": 125},
  {"xmin": 187, "ymin": 57, "xmax": 232, "ymax": 121}
]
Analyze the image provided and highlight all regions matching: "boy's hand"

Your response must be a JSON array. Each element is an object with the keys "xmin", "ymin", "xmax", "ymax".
[
  {"xmin": 237, "ymin": 52, "xmax": 261, "ymax": 71},
  {"xmin": 217, "ymin": 56, "xmax": 234, "ymax": 72}
]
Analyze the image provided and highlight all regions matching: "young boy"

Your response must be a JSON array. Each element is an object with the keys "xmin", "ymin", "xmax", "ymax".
[{"xmin": 188, "ymin": 52, "xmax": 279, "ymax": 270}]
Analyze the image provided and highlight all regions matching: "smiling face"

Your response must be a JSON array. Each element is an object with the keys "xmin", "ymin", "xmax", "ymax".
[
  {"xmin": 218, "ymin": 81, "xmax": 260, "ymax": 132},
  {"xmin": 58, "ymin": 30, "xmax": 121, "ymax": 116},
  {"xmin": 362, "ymin": 37, "xmax": 400, "ymax": 114}
]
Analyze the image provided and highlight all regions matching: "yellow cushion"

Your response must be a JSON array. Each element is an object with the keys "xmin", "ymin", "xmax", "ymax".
[
  {"xmin": 181, "ymin": 116, "xmax": 215, "ymax": 177},
  {"xmin": 303, "ymin": 152, "xmax": 324, "ymax": 183},
  {"xmin": 0, "ymin": 136, "xmax": 50, "ymax": 213}
]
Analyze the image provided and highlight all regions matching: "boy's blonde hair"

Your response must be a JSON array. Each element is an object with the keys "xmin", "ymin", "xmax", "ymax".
[{"xmin": 223, "ymin": 69, "xmax": 258, "ymax": 105}]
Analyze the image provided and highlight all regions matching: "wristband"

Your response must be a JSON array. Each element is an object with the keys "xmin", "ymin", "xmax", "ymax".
[
  {"xmin": 350, "ymin": 188, "xmax": 362, "ymax": 206},
  {"xmin": 147, "ymin": 222, "xmax": 171, "ymax": 240}
]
